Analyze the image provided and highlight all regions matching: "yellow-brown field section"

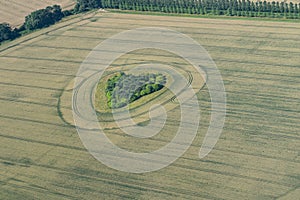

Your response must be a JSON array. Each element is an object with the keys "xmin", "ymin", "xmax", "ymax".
[
  {"xmin": 0, "ymin": 0, "xmax": 75, "ymax": 27},
  {"xmin": 1, "ymin": 0, "xmax": 300, "ymax": 27},
  {"xmin": 0, "ymin": 11, "xmax": 299, "ymax": 199}
]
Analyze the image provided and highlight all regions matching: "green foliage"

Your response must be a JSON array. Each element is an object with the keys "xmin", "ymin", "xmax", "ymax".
[
  {"xmin": 0, "ymin": 23, "xmax": 19, "ymax": 43},
  {"xmin": 24, "ymin": 5, "xmax": 63, "ymax": 30},
  {"xmin": 102, "ymin": 0, "xmax": 300, "ymax": 19},
  {"xmin": 62, "ymin": 9, "xmax": 74, "ymax": 17},
  {"xmin": 105, "ymin": 72, "xmax": 166, "ymax": 109},
  {"xmin": 1, "ymin": 0, "xmax": 103, "ymax": 45},
  {"xmin": 74, "ymin": 0, "xmax": 102, "ymax": 12},
  {"xmin": 2, "ymin": 0, "xmax": 299, "ymax": 45}
]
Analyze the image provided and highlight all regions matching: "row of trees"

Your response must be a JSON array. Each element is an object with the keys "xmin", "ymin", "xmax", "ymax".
[
  {"xmin": 74, "ymin": 0, "xmax": 102, "ymax": 12},
  {"xmin": 0, "ymin": 5, "xmax": 64, "ymax": 43},
  {"xmin": 21, "ymin": 0, "xmax": 103, "ymax": 31},
  {"xmin": 0, "ymin": 0, "xmax": 101, "ymax": 44},
  {"xmin": 1, "ymin": 0, "xmax": 300, "ymax": 44},
  {"xmin": 102, "ymin": 0, "xmax": 300, "ymax": 18},
  {"xmin": 24, "ymin": 5, "xmax": 64, "ymax": 30},
  {"xmin": 0, "ymin": 23, "xmax": 20, "ymax": 43},
  {"xmin": 105, "ymin": 72, "xmax": 166, "ymax": 108}
]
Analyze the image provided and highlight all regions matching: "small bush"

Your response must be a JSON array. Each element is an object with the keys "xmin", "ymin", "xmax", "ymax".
[{"xmin": 105, "ymin": 72, "xmax": 166, "ymax": 108}]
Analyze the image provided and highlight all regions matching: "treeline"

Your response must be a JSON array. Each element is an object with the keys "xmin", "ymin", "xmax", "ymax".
[
  {"xmin": 1, "ymin": 0, "xmax": 300, "ymax": 44},
  {"xmin": 23, "ymin": 5, "xmax": 64, "ymax": 30},
  {"xmin": 0, "ymin": 23, "xmax": 20, "ymax": 43},
  {"xmin": 74, "ymin": 0, "xmax": 102, "ymax": 12},
  {"xmin": 0, "ymin": 0, "xmax": 101, "ymax": 44},
  {"xmin": 0, "ymin": 5, "xmax": 65, "ymax": 43},
  {"xmin": 102, "ymin": 0, "xmax": 300, "ymax": 18},
  {"xmin": 105, "ymin": 72, "xmax": 166, "ymax": 108}
]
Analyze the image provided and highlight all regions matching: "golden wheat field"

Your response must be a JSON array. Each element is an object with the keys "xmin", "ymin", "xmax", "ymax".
[
  {"xmin": 0, "ymin": 10, "xmax": 300, "ymax": 199},
  {"xmin": 0, "ymin": 0, "xmax": 75, "ymax": 27}
]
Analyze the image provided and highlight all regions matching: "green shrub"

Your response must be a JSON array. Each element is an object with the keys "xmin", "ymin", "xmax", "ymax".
[{"xmin": 105, "ymin": 72, "xmax": 166, "ymax": 108}]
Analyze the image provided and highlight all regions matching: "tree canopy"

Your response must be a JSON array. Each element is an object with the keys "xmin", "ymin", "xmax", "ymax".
[
  {"xmin": 24, "ymin": 5, "xmax": 63, "ymax": 30},
  {"xmin": 0, "ymin": 1, "xmax": 102, "ymax": 44},
  {"xmin": 0, "ymin": 23, "xmax": 19, "ymax": 43},
  {"xmin": 101, "ymin": 0, "xmax": 300, "ymax": 19},
  {"xmin": 105, "ymin": 72, "xmax": 166, "ymax": 109},
  {"xmin": 1, "ymin": 0, "xmax": 300, "ymax": 45},
  {"xmin": 74, "ymin": 0, "xmax": 102, "ymax": 12}
]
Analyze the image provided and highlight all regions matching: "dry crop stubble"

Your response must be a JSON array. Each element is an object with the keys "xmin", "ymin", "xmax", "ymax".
[
  {"xmin": 0, "ymin": 0, "xmax": 75, "ymax": 27},
  {"xmin": 0, "ymin": 11, "xmax": 299, "ymax": 199}
]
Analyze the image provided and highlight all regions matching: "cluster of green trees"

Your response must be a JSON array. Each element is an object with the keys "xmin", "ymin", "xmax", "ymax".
[
  {"xmin": 74, "ymin": 0, "xmax": 102, "ymax": 12},
  {"xmin": 102, "ymin": 0, "xmax": 300, "ymax": 18},
  {"xmin": 0, "ymin": 5, "xmax": 65, "ymax": 44},
  {"xmin": 2, "ymin": 0, "xmax": 300, "ymax": 44},
  {"xmin": 105, "ymin": 72, "xmax": 166, "ymax": 108},
  {"xmin": 0, "ymin": 0, "xmax": 101, "ymax": 44},
  {"xmin": 24, "ymin": 5, "xmax": 64, "ymax": 30},
  {"xmin": 0, "ymin": 23, "xmax": 20, "ymax": 43}
]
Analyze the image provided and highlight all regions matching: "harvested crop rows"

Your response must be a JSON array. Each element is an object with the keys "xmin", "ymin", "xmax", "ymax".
[
  {"xmin": 0, "ymin": 11, "xmax": 299, "ymax": 199},
  {"xmin": 0, "ymin": 0, "xmax": 75, "ymax": 27}
]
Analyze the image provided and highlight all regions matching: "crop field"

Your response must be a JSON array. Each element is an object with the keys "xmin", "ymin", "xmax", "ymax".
[
  {"xmin": 265, "ymin": 0, "xmax": 300, "ymax": 2},
  {"xmin": 0, "ymin": 11, "xmax": 300, "ymax": 199},
  {"xmin": 0, "ymin": 0, "xmax": 75, "ymax": 27}
]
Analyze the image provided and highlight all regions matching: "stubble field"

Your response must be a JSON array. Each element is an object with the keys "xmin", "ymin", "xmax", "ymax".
[
  {"xmin": 0, "ymin": 0, "xmax": 75, "ymax": 27},
  {"xmin": 0, "ymin": 11, "xmax": 299, "ymax": 199}
]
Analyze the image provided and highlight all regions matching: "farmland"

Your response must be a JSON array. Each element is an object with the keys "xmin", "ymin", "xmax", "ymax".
[
  {"xmin": 0, "ymin": 0, "xmax": 75, "ymax": 27},
  {"xmin": 0, "ymin": 10, "xmax": 300, "ymax": 199}
]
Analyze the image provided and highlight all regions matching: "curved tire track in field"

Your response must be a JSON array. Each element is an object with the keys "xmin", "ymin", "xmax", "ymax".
[
  {"xmin": 61, "ymin": 65, "xmax": 206, "ymax": 126},
  {"xmin": 170, "ymin": 71, "xmax": 193, "ymax": 103}
]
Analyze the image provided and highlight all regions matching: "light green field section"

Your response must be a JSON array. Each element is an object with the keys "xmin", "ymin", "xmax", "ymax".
[{"xmin": 0, "ymin": 11, "xmax": 299, "ymax": 199}]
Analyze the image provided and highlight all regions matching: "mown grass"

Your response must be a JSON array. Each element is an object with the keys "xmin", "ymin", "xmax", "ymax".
[{"xmin": 0, "ymin": 11, "xmax": 299, "ymax": 199}]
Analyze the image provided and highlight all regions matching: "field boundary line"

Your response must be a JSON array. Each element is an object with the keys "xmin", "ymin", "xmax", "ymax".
[{"xmin": 0, "ymin": 10, "xmax": 100, "ymax": 55}]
